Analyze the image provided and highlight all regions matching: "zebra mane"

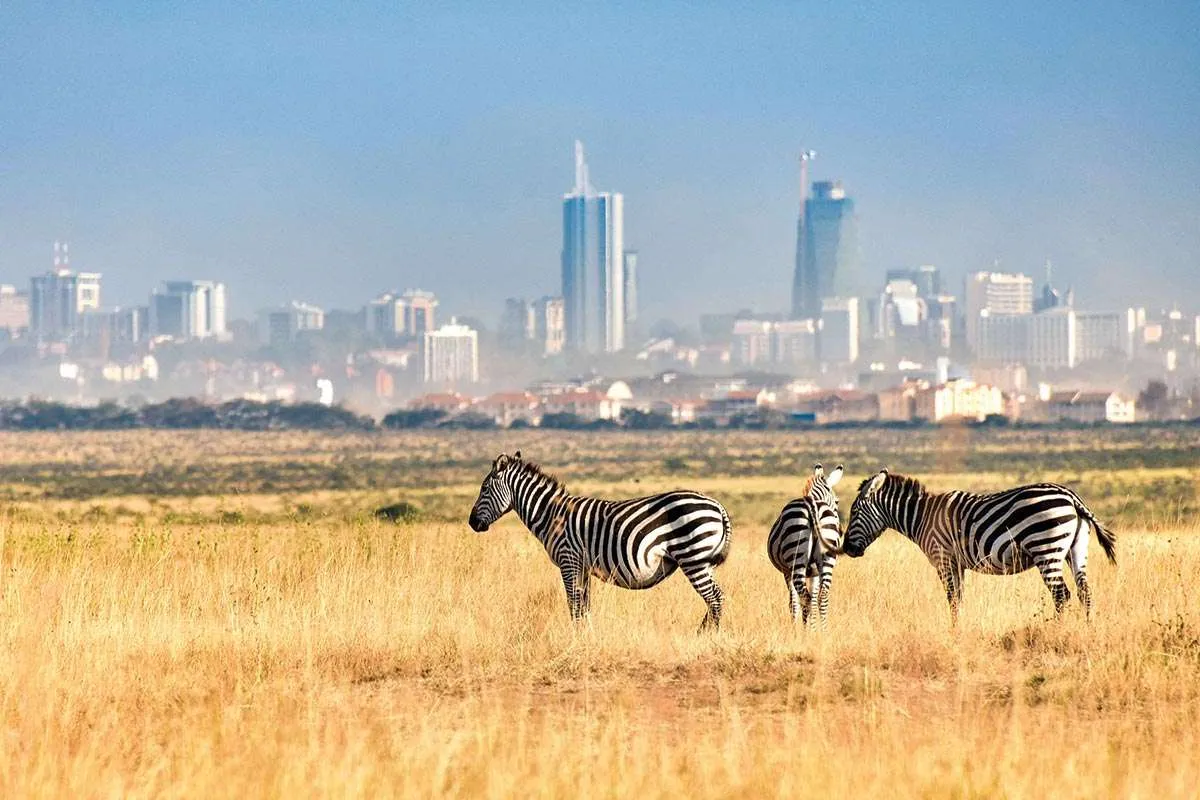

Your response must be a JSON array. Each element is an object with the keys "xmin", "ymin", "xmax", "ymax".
[
  {"xmin": 513, "ymin": 459, "xmax": 569, "ymax": 495},
  {"xmin": 858, "ymin": 471, "xmax": 926, "ymax": 497}
]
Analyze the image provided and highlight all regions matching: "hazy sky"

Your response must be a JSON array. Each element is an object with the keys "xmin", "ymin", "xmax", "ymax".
[{"xmin": 2, "ymin": 3, "xmax": 1197, "ymax": 325}]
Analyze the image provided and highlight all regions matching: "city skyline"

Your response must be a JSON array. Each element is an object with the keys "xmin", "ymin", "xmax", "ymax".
[{"xmin": 1, "ymin": 5, "xmax": 1196, "ymax": 324}]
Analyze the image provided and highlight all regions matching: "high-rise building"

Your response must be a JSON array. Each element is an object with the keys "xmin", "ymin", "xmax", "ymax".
[
  {"xmin": 150, "ymin": 280, "xmax": 227, "ymax": 340},
  {"xmin": 259, "ymin": 302, "xmax": 325, "ymax": 346},
  {"xmin": 0, "ymin": 285, "xmax": 30, "ymax": 334},
  {"xmin": 402, "ymin": 289, "xmax": 437, "ymax": 337},
  {"xmin": 964, "ymin": 271, "xmax": 1034, "ymax": 351},
  {"xmin": 820, "ymin": 297, "xmax": 860, "ymax": 363},
  {"xmin": 1075, "ymin": 311, "xmax": 1126, "ymax": 363},
  {"xmin": 423, "ymin": 319, "xmax": 479, "ymax": 385},
  {"xmin": 500, "ymin": 298, "xmax": 537, "ymax": 348},
  {"xmin": 500, "ymin": 296, "xmax": 565, "ymax": 356},
  {"xmin": 561, "ymin": 141, "xmax": 625, "ymax": 353},
  {"xmin": 792, "ymin": 177, "xmax": 859, "ymax": 319},
  {"xmin": 365, "ymin": 289, "xmax": 437, "ymax": 339},
  {"xmin": 533, "ymin": 296, "xmax": 565, "ymax": 356},
  {"xmin": 623, "ymin": 250, "xmax": 639, "ymax": 328},
  {"xmin": 29, "ymin": 244, "xmax": 102, "ymax": 341}
]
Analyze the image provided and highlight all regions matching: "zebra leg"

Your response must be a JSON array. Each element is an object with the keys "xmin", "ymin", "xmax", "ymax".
[
  {"xmin": 1036, "ymin": 558, "xmax": 1071, "ymax": 617},
  {"xmin": 559, "ymin": 563, "xmax": 588, "ymax": 621},
  {"xmin": 936, "ymin": 558, "xmax": 964, "ymax": 625},
  {"xmin": 787, "ymin": 575, "xmax": 803, "ymax": 623},
  {"xmin": 805, "ymin": 572, "xmax": 820, "ymax": 628},
  {"xmin": 1069, "ymin": 519, "xmax": 1093, "ymax": 619},
  {"xmin": 682, "ymin": 563, "xmax": 725, "ymax": 631},
  {"xmin": 817, "ymin": 568, "xmax": 834, "ymax": 628}
]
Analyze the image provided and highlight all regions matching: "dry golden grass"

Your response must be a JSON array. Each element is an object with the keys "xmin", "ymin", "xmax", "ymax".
[
  {"xmin": 1, "ymin": 429, "xmax": 1198, "ymax": 797},
  {"xmin": 2, "ymin": 508, "xmax": 1198, "ymax": 798}
]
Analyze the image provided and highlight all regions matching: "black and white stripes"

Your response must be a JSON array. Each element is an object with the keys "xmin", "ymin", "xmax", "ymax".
[
  {"xmin": 468, "ymin": 451, "xmax": 732, "ymax": 629},
  {"xmin": 467, "ymin": 454, "xmax": 1117, "ymax": 629},
  {"xmin": 844, "ymin": 469, "xmax": 1117, "ymax": 622},
  {"xmin": 767, "ymin": 464, "xmax": 844, "ymax": 625}
]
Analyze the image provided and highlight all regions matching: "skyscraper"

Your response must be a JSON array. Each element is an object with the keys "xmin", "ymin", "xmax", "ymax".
[
  {"xmin": 562, "ymin": 141, "xmax": 625, "ymax": 353},
  {"xmin": 792, "ymin": 171, "xmax": 859, "ymax": 319},
  {"xmin": 623, "ymin": 250, "xmax": 639, "ymax": 329}
]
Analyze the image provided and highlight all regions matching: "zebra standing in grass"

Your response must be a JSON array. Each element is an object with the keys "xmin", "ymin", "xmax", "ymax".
[
  {"xmin": 843, "ymin": 469, "xmax": 1117, "ymax": 622},
  {"xmin": 767, "ymin": 464, "xmax": 844, "ymax": 626},
  {"xmin": 467, "ymin": 451, "xmax": 733, "ymax": 630}
]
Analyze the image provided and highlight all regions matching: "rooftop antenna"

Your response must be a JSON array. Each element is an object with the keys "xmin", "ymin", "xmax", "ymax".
[
  {"xmin": 53, "ymin": 241, "xmax": 61, "ymax": 267},
  {"xmin": 799, "ymin": 149, "xmax": 816, "ymax": 209},
  {"xmin": 62, "ymin": 242, "xmax": 69, "ymax": 266},
  {"xmin": 1044, "ymin": 258, "xmax": 1053, "ymax": 287},
  {"xmin": 573, "ymin": 140, "xmax": 592, "ymax": 195}
]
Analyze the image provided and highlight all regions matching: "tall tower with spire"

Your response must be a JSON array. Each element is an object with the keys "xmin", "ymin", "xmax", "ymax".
[{"xmin": 561, "ymin": 140, "xmax": 625, "ymax": 353}]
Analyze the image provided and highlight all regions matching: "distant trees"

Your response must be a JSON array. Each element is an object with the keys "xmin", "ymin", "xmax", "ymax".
[{"xmin": 0, "ymin": 399, "xmax": 375, "ymax": 431}]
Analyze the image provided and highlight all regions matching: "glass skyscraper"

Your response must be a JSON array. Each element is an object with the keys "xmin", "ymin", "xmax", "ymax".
[
  {"xmin": 562, "ymin": 141, "xmax": 625, "ymax": 353},
  {"xmin": 792, "ymin": 180, "xmax": 860, "ymax": 319}
]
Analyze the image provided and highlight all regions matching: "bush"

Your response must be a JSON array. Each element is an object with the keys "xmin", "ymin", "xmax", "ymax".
[{"xmin": 383, "ymin": 408, "xmax": 448, "ymax": 429}]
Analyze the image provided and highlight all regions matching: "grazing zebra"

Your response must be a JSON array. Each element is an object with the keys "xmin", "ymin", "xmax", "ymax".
[
  {"xmin": 843, "ymin": 469, "xmax": 1117, "ymax": 622},
  {"xmin": 767, "ymin": 464, "xmax": 844, "ymax": 626},
  {"xmin": 467, "ymin": 451, "xmax": 733, "ymax": 629}
]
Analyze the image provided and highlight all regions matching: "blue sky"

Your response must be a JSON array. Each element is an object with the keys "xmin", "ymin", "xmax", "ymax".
[{"xmin": 1, "ymin": 3, "xmax": 1197, "ymax": 324}]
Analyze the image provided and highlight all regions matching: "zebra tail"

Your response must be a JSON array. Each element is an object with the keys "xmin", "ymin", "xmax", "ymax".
[
  {"xmin": 712, "ymin": 504, "xmax": 733, "ymax": 567},
  {"xmin": 1075, "ymin": 497, "xmax": 1117, "ymax": 565}
]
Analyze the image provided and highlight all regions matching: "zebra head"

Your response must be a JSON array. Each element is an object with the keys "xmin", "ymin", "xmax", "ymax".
[
  {"xmin": 468, "ymin": 451, "xmax": 522, "ymax": 532},
  {"xmin": 808, "ymin": 463, "xmax": 845, "ymax": 553},
  {"xmin": 844, "ymin": 468, "xmax": 890, "ymax": 557}
]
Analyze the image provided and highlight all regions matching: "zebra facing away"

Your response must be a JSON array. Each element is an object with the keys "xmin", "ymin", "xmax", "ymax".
[
  {"xmin": 766, "ymin": 464, "xmax": 844, "ymax": 626},
  {"xmin": 467, "ymin": 451, "xmax": 733, "ymax": 630},
  {"xmin": 843, "ymin": 469, "xmax": 1117, "ymax": 623}
]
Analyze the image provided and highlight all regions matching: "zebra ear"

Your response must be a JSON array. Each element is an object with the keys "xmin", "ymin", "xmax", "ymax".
[
  {"xmin": 826, "ymin": 465, "xmax": 844, "ymax": 488},
  {"xmin": 494, "ymin": 453, "xmax": 510, "ymax": 471},
  {"xmin": 513, "ymin": 450, "xmax": 522, "ymax": 461},
  {"xmin": 812, "ymin": 463, "xmax": 825, "ymax": 480},
  {"xmin": 865, "ymin": 470, "xmax": 888, "ymax": 495}
]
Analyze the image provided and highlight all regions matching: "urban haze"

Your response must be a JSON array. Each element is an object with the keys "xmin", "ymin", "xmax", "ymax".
[{"xmin": 1, "ymin": 4, "xmax": 1198, "ymax": 422}]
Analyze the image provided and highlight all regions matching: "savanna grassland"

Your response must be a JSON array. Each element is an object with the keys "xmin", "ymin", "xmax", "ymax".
[{"xmin": 2, "ymin": 427, "xmax": 1200, "ymax": 798}]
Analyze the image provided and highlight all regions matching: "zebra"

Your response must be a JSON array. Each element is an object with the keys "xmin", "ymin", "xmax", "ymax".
[
  {"xmin": 467, "ymin": 451, "xmax": 733, "ymax": 630},
  {"xmin": 843, "ymin": 469, "xmax": 1117, "ymax": 622},
  {"xmin": 766, "ymin": 464, "xmax": 844, "ymax": 626}
]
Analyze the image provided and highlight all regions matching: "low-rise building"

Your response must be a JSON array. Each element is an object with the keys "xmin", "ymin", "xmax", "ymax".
[{"xmin": 913, "ymin": 379, "xmax": 1005, "ymax": 422}]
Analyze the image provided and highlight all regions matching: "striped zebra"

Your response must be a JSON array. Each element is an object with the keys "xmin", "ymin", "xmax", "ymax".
[
  {"xmin": 767, "ymin": 464, "xmax": 844, "ymax": 626},
  {"xmin": 467, "ymin": 451, "xmax": 733, "ymax": 629},
  {"xmin": 843, "ymin": 469, "xmax": 1117, "ymax": 622}
]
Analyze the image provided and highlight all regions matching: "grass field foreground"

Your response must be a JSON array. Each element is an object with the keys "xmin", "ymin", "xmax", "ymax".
[{"xmin": 1, "ymin": 430, "xmax": 1198, "ymax": 797}]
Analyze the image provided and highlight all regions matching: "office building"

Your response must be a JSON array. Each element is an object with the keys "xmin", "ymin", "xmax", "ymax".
[
  {"xmin": 623, "ymin": 250, "xmax": 639, "ymax": 328},
  {"xmin": 1075, "ymin": 311, "xmax": 1126, "ymax": 363},
  {"xmin": 29, "ymin": 247, "xmax": 102, "ymax": 341},
  {"xmin": 149, "ymin": 280, "xmax": 227, "ymax": 340},
  {"xmin": 259, "ymin": 302, "xmax": 325, "ymax": 346},
  {"xmin": 964, "ymin": 271, "xmax": 1034, "ymax": 351},
  {"xmin": 562, "ymin": 141, "xmax": 625, "ymax": 353},
  {"xmin": 423, "ymin": 319, "xmax": 479, "ymax": 385},
  {"xmin": 820, "ymin": 297, "xmax": 860, "ymax": 363},
  {"xmin": 365, "ymin": 289, "xmax": 438, "ymax": 339},
  {"xmin": 731, "ymin": 320, "xmax": 773, "ymax": 366},
  {"xmin": 534, "ymin": 295, "xmax": 565, "ymax": 356},
  {"xmin": 792, "ymin": 175, "xmax": 860, "ymax": 319},
  {"xmin": 773, "ymin": 319, "xmax": 819, "ymax": 366}
]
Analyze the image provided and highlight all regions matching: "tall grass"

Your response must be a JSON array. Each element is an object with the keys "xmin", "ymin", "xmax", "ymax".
[{"xmin": 2, "ymin": 508, "xmax": 1197, "ymax": 797}]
